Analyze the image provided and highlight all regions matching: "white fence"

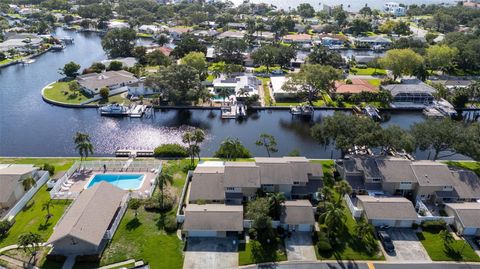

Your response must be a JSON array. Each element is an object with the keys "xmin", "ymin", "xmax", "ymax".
[
  {"xmin": 104, "ymin": 192, "xmax": 131, "ymax": 239},
  {"xmin": 176, "ymin": 171, "xmax": 192, "ymax": 223},
  {"xmin": 50, "ymin": 162, "xmax": 80, "ymax": 199},
  {"xmin": 2, "ymin": 171, "xmax": 50, "ymax": 222},
  {"xmin": 344, "ymin": 194, "xmax": 363, "ymax": 219}
]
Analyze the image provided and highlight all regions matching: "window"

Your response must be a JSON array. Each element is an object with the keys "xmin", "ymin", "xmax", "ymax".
[
  {"xmin": 293, "ymin": 181, "xmax": 300, "ymax": 185},
  {"xmin": 226, "ymin": 187, "xmax": 235, "ymax": 191},
  {"xmin": 372, "ymin": 178, "xmax": 381, "ymax": 182}
]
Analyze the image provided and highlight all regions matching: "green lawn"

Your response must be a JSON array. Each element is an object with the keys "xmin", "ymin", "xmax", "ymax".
[
  {"xmin": 367, "ymin": 78, "xmax": 382, "ymax": 87},
  {"xmin": 137, "ymin": 33, "xmax": 153, "ymax": 38},
  {"xmin": 91, "ymin": 94, "xmax": 131, "ymax": 105},
  {"xmin": 350, "ymin": 68, "xmax": 387, "ymax": 76},
  {"xmin": 0, "ymin": 186, "xmax": 71, "ymax": 248},
  {"xmin": 417, "ymin": 229, "xmax": 480, "ymax": 262},
  {"xmin": 444, "ymin": 161, "xmax": 480, "ymax": 176},
  {"xmin": 259, "ymin": 77, "xmax": 274, "ymax": 106},
  {"xmin": 43, "ymin": 82, "xmax": 90, "ymax": 104},
  {"xmin": 238, "ymin": 239, "xmax": 287, "ymax": 265}
]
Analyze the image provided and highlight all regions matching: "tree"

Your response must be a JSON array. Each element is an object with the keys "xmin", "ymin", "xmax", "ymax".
[
  {"xmin": 180, "ymin": 52, "xmax": 208, "ymax": 80},
  {"xmin": 99, "ymin": 87, "xmax": 109, "ymax": 99},
  {"xmin": 425, "ymin": 45, "xmax": 458, "ymax": 74},
  {"xmin": 266, "ymin": 192, "xmax": 285, "ymax": 220},
  {"xmin": 108, "ymin": 61, "xmax": 123, "ymax": 71},
  {"xmin": 68, "ymin": 81, "xmax": 81, "ymax": 95},
  {"xmin": 321, "ymin": 186, "xmax": 334, "ymax": 202},
  {"xmin": 439, "ymin": 229, "xmax": 454, "ymax": 247},
  {"xmin": 18, "ymin": 232, "xmax": 42, "ymax": 256},
  {"xmin": 311, "ymin": 112, "xmax": 382, "ymax": 157},
  {"xmin": 282, "ymin": 64, "xmax": 342, "ymax": 105},
  {"xmin": 355, "ymin": 217, "xmax": 373, "ymax": 241},
  {"xmin": 215, "ymin": 39, "xmax": 247, "ymax": 64},
  {"xmin": 332, "ymin": 6, "xmax": 347, "ymax": 26},
  {"xmin": 74, "ymin": 132, "xmax": 94, "ymax": 161},
  {"xmin": 22, "ymin": 176, "xmax": 36, "ymax": 191},
  {"xmin": 0, "ymin": 220, "xmax": 11, "ymax": 237},
  {"xmin": 255, "ymin": 133, "xmax": 278, "ymax": 157},
  {"xmin": 146, "ymin": 64, "xmax": 206, "ymax": 104},
  {"xmin": 155, "ymin": 34, "xmax": 170, "ymax": 46},
  {"xmin": 132, "ymin": 46, "xmax": 147, "ymax": 64},
  {"xmin": 349, "ymin": 19, "xmax": 372, "ymax": 36},
  {"xmin": 146, "ymin": 50, "xmax": 171, "ymax": 67},
  {"xmin": 411, "ymin": 119, "xmax": 463, "ymax": 160},
  {"xmin": 320, "ymin": 201, "xmax": 346, "ymax": 239},
  {"xmin": 102, "ymin": 28, "xmax": 137, "ymax": 57},
  {"xmin": 359, "ymin": 6, "xmax": 373, "ymax": 16},
  {"xmin": 246, "ymin": 197, "xmax": 274, "ymax": 244},
  {"xmin": 42, "ymin": 200, "xmax": 54, "ymax": 220},
  {"xmin": 214, "ymin": 137, "xmax": 251, "ymax": 160},
  {"xmin": 182, "ymin": 129, "xmax": 205, "ymax": 165},
  {"xmin": 251, "ymin": 45, "xmax": 278, "ymax": 73},
  {"xmin": 129, "ymin": 198, "xmax": 141, "ymax": 217},
  {"xmin": 59, "ymin": 61, "xmax": 80, "ymax": 78},
  {"xmin": 171, "ymin": 34, "xmax": 207, "ymax": 58},
  {"xmin": 277, "ymin": 45, "xmax": 296, "ymax": 69},
  {"xmin": 378, "ymin": 125, "xmax": 415, "ymax": 154},
  {"xmin": 156, "ymin": 171, "xmax": 173, "ymax": 209},
  {"xmin": 297, "ymin": 3, "xmax": 315, "ymax": 18},
  {"xmin": 334, "ymin": 180, "xmax": 352, "ymax": 201},
  {"xmin": 379, "ymin": 49, "xmax": 424, "ymax": 80},
  {"xmin": 307, "ymin": 46, "xmax": 345, "ymax": 68}
]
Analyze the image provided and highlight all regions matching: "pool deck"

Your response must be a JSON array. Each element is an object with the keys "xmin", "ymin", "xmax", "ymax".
[{"xmin": 64, "ymin": 169, "xmax": 157, "ymax": 198}]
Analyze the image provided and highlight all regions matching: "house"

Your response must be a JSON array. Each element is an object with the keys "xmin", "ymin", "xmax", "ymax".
[
  {"xmin": 356, "ymin": 196, "xmax": 418, "ymax": 227},
  {"xmin": 189, "ymin": 166, "xmax": 225, "ymax": 204},
  {"xmin": 444, "ymin": 203, "xmax": 480, "ymax": 236},
  {"xmin": 382, "ymin": 79, "xmax": 436, "ymax": 108},
  {"xmin": 290, "ymin": 50, "xmax": 309, "ymax": 68},
  {"xmin": 47, "ymin": 182, "xmax": 128, "ymax": 255},
  {"xmin": 76, "ymin": 70, "xmax": 138, "ymax": 95},
  {"xmin": 101, "ymin": 57, "xmax": 138, "ymax": 68},
  {"xmin": 334, "ymin": 79, "xmax": 378, "ymax": 95},
  {"xmin": 108, "ymin": 20, "xmax": 129, "ymax": 29},
  {"xmin": 183, "ymin": 204, "xmax": 243, "ymax": 237},
  {"xmin": 0, "ymin": 33, "xmax": 43, "ymax": 53},
  {"xmin": 192, "ymin": 29, "xmax": 219, "ymax": 38},
  {"xmin": 217, "ymin": 30, "xmax": 245, "ymax": 40},
  {"xmin": 441, "ymin": 79, "xmax": 473, "ymax": 90},
  {"xmin": 270, "ymin": 76, "xmax": 298, "ymax": 100},
  {"xmin": 383, "ymin": 2, "xmax": 406, "ymax": 16},
  {"xmin": 0, "ymin": 164, "xmax": 39, "ymax": 209},
  {"xmin": 355, "ymin": 36, "xmax": 392, "ymax": 48},
  {"xmin": 252, "ymin": 31, "xmax": 275, "ymax": 41},
  {"xmin": 138, "ymin": 24, "xmax": 162, "ymax": 35},
  {"xmin": 227, "ymin": 22, "xmax": 247, "ymax": 30},
  {"xmin": 212, "ymin": 75, "xmax": 260, "ymax": 99},
  {"xmin": 168, "ymin": 27, "xmax": 192, "ymax": 40},
  {"xmin": 282, "ymin": 34, "xmax": 312, "ymax": 44},
  {"xmin": 280, "ymin": 200, "xmax": 315, "ymax": 232},
  {"xmin": 127, "ymin": 80, "xmax": 155, "ymax": 96},
  {"xmin": 318, "ymin": 34, "xmax": 347, "ymax": 48}
]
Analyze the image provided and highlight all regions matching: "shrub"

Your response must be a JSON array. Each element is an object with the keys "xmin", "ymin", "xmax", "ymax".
[
  {"xmin": 99, "ymin": 87, "xmax": 109, "ymax": 99},
  {"xmin": 144, "ymin": 193, "xmax": 175, "ymax": 212},
  {"xmin": 214, "ymin": 138, "xmax": 251, "ymax": 159},
  {"xmin": 164, "ymin": 215, "xmax": 178, "ymax": 233},
  {"xmin": 153, "ymin": 143, "xmax": 189, "ymax": 158},
  {"xmin": 317, "ymin": 239, "xmax": 332, "ymax": 252},
  {"xmin": 42, "ymin": 163, "xmax": 55, "ymax": 176},
  {"xmin": 0, "ymin": 220, "xmax": 11, "ymax": 237},
  {"xmin": 421, "ymin": 219, "xmax": 446, "ymax": 231}
]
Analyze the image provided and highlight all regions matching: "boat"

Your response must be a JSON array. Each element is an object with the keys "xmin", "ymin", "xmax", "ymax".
[
  {"xmin": 363, "ymin": 105, "xmax": 381, "ymax": 121},
  {"xmin": 423, "ymin": 107, "xmax": 445, "ymax": 119},
  {"xmin": 352, "ymin": 105, "xmax": 363, "ymax": 115},
  {"xmin": 20, "ymin": 59, "xmax": 35, "ymax": 64},
  {"xmin": 290, "ymin": 105, "xmax": 314, "ymax": 117},
  {"xmin": 290, "ymin": 105, "xmax": 302, "ymax": 115},
  {"xmin": 60, "ymin": 37, "xmax": 74, "ymax": 44},
  {"xmin": 51, "ymin": 44, "xmax": 65, "ymax": 51},
  {"xmin": 236, "ymin": 103, "xmax": 246, "ymax": 118},
  {"xmin": 221, "ymin": 105, "xmax": 237, "ymax": 119},
  {"xmin": 99, "ymin": 104, "xmax": 128, "ymax": 116}
]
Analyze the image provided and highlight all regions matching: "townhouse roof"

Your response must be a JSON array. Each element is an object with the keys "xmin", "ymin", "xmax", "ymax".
[
  {"xmin": 410, "ymin": 161, "xmax": 455, "ymax": 186},
  {"xmin": 255, "ymin": 157, "xmax": 294, "ymax": 185},
  {"xmin": 183, "ymin": 204, "xmax": 244, "ymax": 231},
  {"xmin": 0, "ymin": 164, "xmax": 37, "ymax": 175},
  {"xmin": 445, "ymin": 203, "xmax": 480, "ymax": 228},
  {"xmin": 224, "ymin": 162, "xmax": 260, "ymax": 188},
  {"xmin": 357, "ymin": 195, "xmax": 418, "ymax": 220},
  {"xmin": 47, "ymin": 182, "xmax": 126, "ymax": 246},
  {"xmin": 375, "ymin": 158, "xmax": 416, "ymax": 183},
  {"xmin": 280, "ymin": 200, "xmax": 315, "ymax": 225},
  {"xmin": 450, "ymin": 170, "xmax": 480, "ymax": 200},
  {"xmin": 189, "ymin": 166, "xmax": 225, "ymax": 202}
]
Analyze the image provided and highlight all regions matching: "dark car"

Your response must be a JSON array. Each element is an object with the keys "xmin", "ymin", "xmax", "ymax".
[
  {"xmin": 378, "ymin": 230, "xmax": 395, "ymax": 253},
  {"xmin": 475, "ymin": 236, "xmax": 480, "ymax": 248}
]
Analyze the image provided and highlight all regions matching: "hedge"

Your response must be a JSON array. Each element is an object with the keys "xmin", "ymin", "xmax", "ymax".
[{"xmin": 153, "ymin": 143, "xmax": 189, "ymax": 158}]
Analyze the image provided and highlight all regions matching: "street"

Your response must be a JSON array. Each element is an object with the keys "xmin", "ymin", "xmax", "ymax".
[{"xmin": 242, "ymin": 262, "xmax": 480, "ymax": 269}]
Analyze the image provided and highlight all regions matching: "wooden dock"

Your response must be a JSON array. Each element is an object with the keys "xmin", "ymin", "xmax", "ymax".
[{"xmin": 115, "ymin": 149, "xmax": 154, "ymax": 157}]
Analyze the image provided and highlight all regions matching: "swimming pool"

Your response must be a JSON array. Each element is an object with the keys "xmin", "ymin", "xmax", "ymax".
[{"xmin": 85, "ymin": 174, "xmax": 145, "ymax": 190}]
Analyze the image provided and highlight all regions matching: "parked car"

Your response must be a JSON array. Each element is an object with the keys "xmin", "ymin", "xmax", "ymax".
[
  {"xmin": 475, "ymin": 236, "xmax": 480, "ymax": 248},
  {"xmin": 378, "ymin": 230, "xmax": 395, "ymax": 253}
]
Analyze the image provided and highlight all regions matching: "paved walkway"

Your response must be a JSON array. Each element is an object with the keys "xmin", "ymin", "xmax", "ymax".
[
  {"xmin": 284, "ymin": 232, "xmax": 316, "ymax": 261},
  {"xmin": 99, "ymin": 259, "xmax": 136, "ymax": 269}
]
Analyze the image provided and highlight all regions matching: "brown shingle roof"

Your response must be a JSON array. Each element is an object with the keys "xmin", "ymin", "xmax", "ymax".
[
  {"xmin": 183, "ymin": 204, "xmax": 243, "ymax": 231},
  {"xmin": 189, "ymin": 167, "xmax": 225, "ymax": 202},
  {"xmin": 411, "ymin": 161, "xmax": 455, "ymax": 186},
  {"xmin": 357, "ymin": 195, "xmax": 418, "ymax": 221},
  {"xmin": 280, "ymin": 200, "xmax": 315, "ymax": 225},
  {"xmin": 445, "ymin": 203, "xmax": 480, "ymax": 228},
  {"xmin": 224, "ymin": 162, "xmax": 260, "ymax": 188}
]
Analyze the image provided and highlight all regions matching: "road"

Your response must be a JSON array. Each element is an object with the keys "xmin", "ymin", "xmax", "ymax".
[{"xmin": 242, "ymin": 262, "xmax": 480, "ymax": 269}]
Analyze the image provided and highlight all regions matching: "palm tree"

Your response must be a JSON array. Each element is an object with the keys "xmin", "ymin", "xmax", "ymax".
[
  {"xmin": 321, "ymin": 201, "xmax": 346, "ymax": 239},
  {"xmin": 74, "ymin": 132, "xmax": 94, "ymax": 162},
  {"xmin": 439, "ymin": 229, "xmax": 454, "ymax": 247},
  {"xmin": 335, "ymin": 180, "xmax": 352, "ymax": 202},
  {"xmin": 157, "ymin": 171, "xmax": 173, "ymax": 209},
  {"xmin": 182, "ymin": 129, "xmax": 206, "ymax": 166},
  {"xmin": 321, "ymin": 186, "xmax": 334, "ymax": 202},
  {"xmin": 354, "ymin": 218, "xmax": 373, "ymax": 240},
  {"xmin": 267, "ymin": 192, "xmax": 285, "ymax": 220},
  {"xmin": 22, "ymin": 176, "xmax": 36, "ymax": 191},
  {"xmin": 42, "ymin": 200, "xmax": 54, "ymax": 220},
  {"xmin": 18, "ymin": 232, "xmax": 42, "ymax": 259},
  {"xmin": 221, "ymin": 137, "xmax": 242, "ymax": 160},
  {"xmin": 217, "ymin": 88, "xmax": 231, "ymax": 103}
]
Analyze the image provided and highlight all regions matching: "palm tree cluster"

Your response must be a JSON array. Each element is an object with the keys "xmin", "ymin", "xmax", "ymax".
[
  {"xmin": 182, "ymin": 129, "xmax": 205, "ymax": 166},
  {"xmin": 74, "ymin": 132, "xmax": 94, "ymax": 161}
]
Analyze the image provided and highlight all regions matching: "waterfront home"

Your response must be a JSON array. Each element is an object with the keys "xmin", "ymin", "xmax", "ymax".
[
  {"xmin": 270, "ymin": 76, "xmax": 299, "ymax": 100},
  {"xmin": 76, "ymin": 70, "xmax": 138, "ymax": 95},
  {"xmin": 217, "ymin": 30, "xmax": 245, "ymax": 40},
  {"xmin": 108, "ymin": 20, "xmax": 129, "ymax": 29},
  {"xmin": 226, "ymin": 22, "xmax": 247, "ymax": 30},
  {"xmin": 168, "ymin": 27, "xmax": 192, "ymax": 40},
  {"xmin": 282, "ymin": 34, "xmax": 312, "ymax": 44},
  {"xmin": 356, "ymin": 196, "xmax": 418, "ymax": 227},
  {"xmin": 0, "ymin": 33, "xmax": 43, "ymax": 53},
  {"xmin": 138, "ymin": 24, "xmax": 163, "ymax": 35},
  {"xmin": 0, "ymin": 164, "xmax": 39, "ymax": 209},
  {"xmin": 101, "ymin": 57, "xmax": 138, "ymax": 68},
  {"xmin": 334, "ymin": 79, "xmax": 379, "ymax": 95},
  {"xmin": 444, "ymin": 203, "xmax": 480, "ymax": 235},
  {"xmin": 128, "ymin": 80, "xmax": 155, "ymax": 96},
  {"xmin": 252, "ymin": 31, "xmax": 275, "ymax": 41},
  {"xmin": 382, "ymin": 79, "xmax": 436, "ymax": 108},
  {"xmin": 212, "ymin": 75, "xmax": 260, "ymax": 100},
  {"xmin": 180, "ymin": 157, "xmax": 323, "ymax": 238},
  {"xmin": 354, "ymin": 36, "xmax": 392, "ymax": 49},
  {"xmin": 384, "ymin": 2, "xmax": 406, "ymax": 16},
  {"xmin": 47, "ymin": 182, "xmax": 128, "ymax": 256},
  {"xmin": 192, "ymin": 29, "xmax": 219, "ymax": 39},
  {"xmin": 440, "ymin": 79, "xmax": 473, "ymax": 89}
]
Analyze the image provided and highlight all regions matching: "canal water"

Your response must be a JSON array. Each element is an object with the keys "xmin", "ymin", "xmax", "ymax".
[{"xmin": 0, "ymin": 28, "xmax": 464, "ymax": 159}]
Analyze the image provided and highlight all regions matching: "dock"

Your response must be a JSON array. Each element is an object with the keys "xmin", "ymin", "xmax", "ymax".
[
  {"xmin": 115, "ymin": 149, "xmax": 154, "ymax": 158},
  {"xmin": 99, "ymin": 104, "xmax": 153, "ymax": 118},
  {"xmin": 128, "ymin": 104, "xmax": 147, "ymax": 118},
  {"xmin": 290, "ymin": 105, "xmax": 314, "ymax": 117},
  {"xmin": 221, "ymin": 103, "xmax": 246, "ymax": 119}
]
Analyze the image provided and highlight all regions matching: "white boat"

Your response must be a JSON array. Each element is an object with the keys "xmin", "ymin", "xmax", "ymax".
[
  {"xmin": 21, "ymin": 59, "xmax": 35, "ymax": 64},
  {"xmin": 100, "ymin": 104, "xmax": 128, "ymax": 116},
  {"xmin": 290, "ymin": 105, "xmax": 314, "ymax": 117},
  {"xmin": 51, "ymin": 44, "xmax": 65, "ymax": 51},
  {"xmin": 363, "ymin": 105, "xmax": 381, "ymax": 121}
]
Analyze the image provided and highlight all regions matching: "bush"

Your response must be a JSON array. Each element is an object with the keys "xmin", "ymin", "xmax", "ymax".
[
  {"xmin": 421, "ymin": 219, "xmax": 446, "ymax": 230},
  {"xmin": 153, "ymin": 143, "xmax": 189, "ymax": 158},
  {"xmin": 317, "ymin": 239, "xmax": 332, "ymax": 252},
  {"xmin": 164, "ymin": 215, "xmax": 178, "ymax": 233},
  {"xmin": 42, "ymin": 163, "xmax": 55, "ymax": 176},
  {"xmin": 144, "ymin": 193, "xmax": 175, "ymax": 212},
  {"xmin": 99, "ymin": 87, "xmax": 109, "ymax": 99},
  {"xmin": 0, "ymin": 220, "xmax": 11, "ymax": 237},
  {"xmin": 214, "ymin": 138, "xmax": 251, "ymax": 159}
]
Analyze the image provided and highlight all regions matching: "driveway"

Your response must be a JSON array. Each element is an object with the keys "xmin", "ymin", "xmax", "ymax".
[
  {"xmin": 381, "ymin": 229, "xmax": 431, "ymax": 262},
  {"xmin": 284, "ymin": 232, "xmax": 316, "ymax": 261},
  {"xmin": 465, "ymin": 236, "xmax": 480, "ymax": 257},
  {"xmin": 183, "ymin": 237, "xmax": 238, "ymax": 269}
]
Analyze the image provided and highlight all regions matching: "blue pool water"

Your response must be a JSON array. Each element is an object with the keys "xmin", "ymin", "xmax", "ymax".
[{"xmin": 86, "ymin": 174, "xmax": 145, "ymax": 190}]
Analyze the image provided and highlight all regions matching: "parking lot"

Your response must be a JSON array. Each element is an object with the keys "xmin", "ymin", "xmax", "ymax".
[
  {"xmin": 183, "ymin": 237, "xmax": 238, "ymax": 269},
  {"xmin": 380, "ymin": 229, "xmax": 431, "ymax": 262}
]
